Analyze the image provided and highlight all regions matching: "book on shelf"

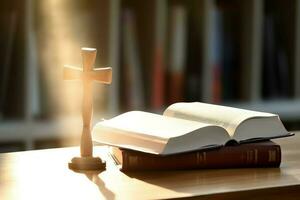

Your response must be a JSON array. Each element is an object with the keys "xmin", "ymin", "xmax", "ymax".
[
  {"xmin": 151, "ymin": 0, "xmax": 167, "ymax": 110},
  {"xmin": 122, "ymin": 9, "xmax": 144, "ymax": 110},
  {"xmin": 1, "ymin": 2, "xmax": 27, "ymax": 119},
  {"xmin": 263, "ymin": 14, "xmax": 290, "ymax": 99},
  {"xmin": 92, "ymin": 102, "xmax": 292, "ymax": 155},
  {"xmin": 0, "ymin": 12, "xmax": 17, "ymax": 118},
  {"xmin": 111, "ymin": 140, "xmax": 281, "ymax": 171},
  {"xmin": 219, "ymin": 2, "xmax": 240, "ymax": 101},
  {"xmin": 26, "ymin": 0, "xmax": 41, "ymax": 119},
  {"xmin": 167, "ymin": 5, "xmax": 187, "ymax": 104},
  {"xmin": 185, "ymin": 1, "xmax": 202, "ymax": 102},
  {"xmin": 209, "ymin": 3, "xmax": 223, "ymax": 103},
  {"xmin": 263, "ymin": 14, "xmax": 277, "ymax": 98}
]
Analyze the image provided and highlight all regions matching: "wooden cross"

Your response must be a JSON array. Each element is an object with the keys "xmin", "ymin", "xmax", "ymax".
[{"xmin": 64, "ymin": 47, "xmax": 112, "ymax": 171}]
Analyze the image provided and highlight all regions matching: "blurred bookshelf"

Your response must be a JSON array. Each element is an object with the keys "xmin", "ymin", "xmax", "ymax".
[{"xmin": 1, "ymin": 0, "xmax": 300, "ymax": 152}]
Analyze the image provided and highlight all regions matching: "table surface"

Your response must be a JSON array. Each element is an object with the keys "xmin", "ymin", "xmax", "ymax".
[{"xmin": 0, "ymin": 133, "xmax": 300, "ymax": 200}]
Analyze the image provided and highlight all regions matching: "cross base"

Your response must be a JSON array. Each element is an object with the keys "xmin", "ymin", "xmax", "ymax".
[{"xmin": 68, "ymin": 156, "xmax": 106, "ymax": 172}]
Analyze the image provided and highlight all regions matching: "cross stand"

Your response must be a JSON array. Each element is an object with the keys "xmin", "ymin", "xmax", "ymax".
[{"xmin": 63, "ymin": 47, "xmax": 112, "ymax": 172}]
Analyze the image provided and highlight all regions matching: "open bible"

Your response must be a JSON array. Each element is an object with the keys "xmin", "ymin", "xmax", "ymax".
[{"xmin": 92, "ymin": 102, "xmax": 292, "ymax": 155}]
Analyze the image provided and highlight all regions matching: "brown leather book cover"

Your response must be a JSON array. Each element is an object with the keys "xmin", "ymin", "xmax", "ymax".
[{"xmin": 111, "ymin": 141, "xmax": 281, "ymax": 171}]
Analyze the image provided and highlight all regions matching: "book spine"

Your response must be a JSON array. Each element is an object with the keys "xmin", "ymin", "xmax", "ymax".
[
  {"xmin": 151, "ymin": 0, "xmax": 167, "ymax": 110},
  {"xmin": 168, "ymin": 5, "xmax": 187, "ymax": 105},
  {"xmin": 123, "ymin": 9, "xmax": 144, "ymax": 110},
  {"xmin": 210, "ymin": 3, "xmax": 223, "ymax": 103},
  {"xmin": 120, "ymin": 144, "xmax": 281, "ymax": 171}
]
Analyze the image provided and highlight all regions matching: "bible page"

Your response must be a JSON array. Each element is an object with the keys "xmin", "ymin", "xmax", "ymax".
[
  {"xmin": 93, "ymin": 111, "xmax": 227, "ymax": 154},
  {"xmin": 163, "ymin": 102, "xmax": 276, "ymax": 137}
]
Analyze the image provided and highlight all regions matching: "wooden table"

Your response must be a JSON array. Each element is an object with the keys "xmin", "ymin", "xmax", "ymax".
[{"xmin": 1, "ymin": 133, "xmax": 300, "ymax": 200}]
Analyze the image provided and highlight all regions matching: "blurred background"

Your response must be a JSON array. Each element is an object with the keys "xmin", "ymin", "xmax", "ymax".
[{"xmin": 0, "ymin": 0, "xmax": 300, "ymax": 152}]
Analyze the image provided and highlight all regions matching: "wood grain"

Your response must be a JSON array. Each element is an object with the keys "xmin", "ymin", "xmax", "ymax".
[{"xmin": 0, "ymin": 133, "xmax": 299, "ymax": 200}]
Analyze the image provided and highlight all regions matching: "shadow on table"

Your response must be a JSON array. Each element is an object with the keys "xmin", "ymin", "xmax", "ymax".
[
  {"xmin": 124, "ymin": 168, "xmax": 294, "ymax": 197},
  {"xmin": 85, "ymin": 172, "xmax": 115, "ymax": 200}
]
